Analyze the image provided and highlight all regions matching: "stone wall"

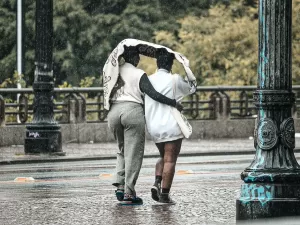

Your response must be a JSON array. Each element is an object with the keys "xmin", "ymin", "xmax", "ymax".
[{"xmin": 1, "ymin": 119, "xmax": 300, "ymax": 147}]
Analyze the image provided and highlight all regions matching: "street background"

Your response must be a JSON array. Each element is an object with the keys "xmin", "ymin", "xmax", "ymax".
[{"xmin": 1, "ymin": 138, "xmax": 300, "ymax": 225}]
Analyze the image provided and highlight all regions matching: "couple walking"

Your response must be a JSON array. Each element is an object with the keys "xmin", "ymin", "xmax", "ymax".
[{"xmin": 103, "ymin": 39, "xmax": 197, "ymax": 205}]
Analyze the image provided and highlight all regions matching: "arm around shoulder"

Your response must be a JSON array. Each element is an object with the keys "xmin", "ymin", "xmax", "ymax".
[{"xmin": 139, "ymin": 74, "xmax": 176, "ymax": 107}]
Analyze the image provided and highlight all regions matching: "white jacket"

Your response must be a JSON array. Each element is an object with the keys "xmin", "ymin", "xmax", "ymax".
[{"xmin": 145, "ymin": 69, "xmax": 194, "ymax": 143}]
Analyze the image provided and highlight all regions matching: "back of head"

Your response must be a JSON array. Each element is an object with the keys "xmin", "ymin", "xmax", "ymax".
[
  {"xmin": 122, "ymin": 46, "xmax": 140, "ymax": 66},
  {"xmin": 156, "ymin": 48, "xmax": 174, "ymax": 72}
]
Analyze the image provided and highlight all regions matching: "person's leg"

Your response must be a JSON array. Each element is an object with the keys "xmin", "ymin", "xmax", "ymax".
[
  {"xmin": 107, "ymin": 104, "xmax": 125, "ymax": 200},
  {"xmin": 151, "ymin": 142, "xmax": 164, "ymax": 201},
  {"xmin": 160, "ymin": 138, "xmax": 182, "ymax": 203},
  {"xmin": 155, "ymin": 142, "xmax": 165, "ymax": 179},
  {"xmin": 122, "ymin": 103, "xmax": 145, "ymax": 203},
  {"xmin": 112, "ymin": 128, "xmax": 125, "ymax": 188},
  {"xmin": 162, "ymin": 138, "xmax": 182, "ymax": 190}
]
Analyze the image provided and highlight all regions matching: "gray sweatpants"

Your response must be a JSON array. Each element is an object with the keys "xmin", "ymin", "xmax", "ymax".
[{"xmin": 107, "ymin": 102, "xmax": 145, "ymax": 196}]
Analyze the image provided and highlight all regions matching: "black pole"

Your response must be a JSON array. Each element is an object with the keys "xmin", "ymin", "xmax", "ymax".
[
  {"xmin": 236, "ymin": 0, "xmax": 300, "ymax": 220},
  {"xmin": 24, "ymin": 0, "xmax": 64, "ymax": 155}
]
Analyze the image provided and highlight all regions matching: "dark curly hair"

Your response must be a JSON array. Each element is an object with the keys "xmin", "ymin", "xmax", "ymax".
[
  {"xmin": 122, "ymin": 46, "xmax": 139, "ymax": 64},
  {"xmin": 156, "ymin": 48, "xmax": 174, "ymax": 72}
]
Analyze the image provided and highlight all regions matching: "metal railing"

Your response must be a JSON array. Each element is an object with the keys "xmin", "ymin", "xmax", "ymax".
[{"xmin": 1, "ymin": 86, "xmax": 300, "ymax": 126}]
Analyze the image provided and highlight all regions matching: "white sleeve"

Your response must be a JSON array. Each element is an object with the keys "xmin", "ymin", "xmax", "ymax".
[{"xmin": 175, "ymin": 74, "xmax": 196, "ymax": 100}]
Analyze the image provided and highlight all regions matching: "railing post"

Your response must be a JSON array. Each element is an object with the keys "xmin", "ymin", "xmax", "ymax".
[
  {"xmin": 97, "ymin": 92, "xmax": 107, "ymax": 121},
  {"xmin": 239, "ymin": 91, "xmax": 248, "ymax": 117},
  {"xmin": 68, "ymin": 99, "xmax": 77, "ymax": 124},
  {"xmin": 77, "ymin": 93, "xmax": 86, "ymax": 123},
  {"xmin": 209, "ymin": 92, "xmax": 220, "ymax": 120},
  {"xmin": 18, "ymin": 94, "xmax": 28, "ymax": 123},
  {"xmin": 220, "ymin": 91, "xmax": 230, "ymax": 120},
  {"xmin": 190, "ymin": 93, "xmax": 199, "ymax": 119},
  {"xmin": 0, "ymin": 95, "xmax": 5, "ymax": 127},
  {"xmin": 215, "ymin": 92, "xmax": 222, "ymax": 120},
  {"xmin": 63, "ymin": 93, "xmax": 78, "ymax": 124}
]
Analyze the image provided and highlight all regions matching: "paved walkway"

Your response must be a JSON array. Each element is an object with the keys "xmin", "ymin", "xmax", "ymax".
[{"xmin": 1, "ymin": 138, "xmax": 300, "ymax": 164}]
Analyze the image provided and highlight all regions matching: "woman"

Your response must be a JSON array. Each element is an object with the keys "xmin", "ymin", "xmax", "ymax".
[
  {"xmin": 145, "ymin": 48, "xmax": 196, "ymax": 204},
  {"xmin": 106, "ymin": 45, "xmax": 182, "ymax": 205}
]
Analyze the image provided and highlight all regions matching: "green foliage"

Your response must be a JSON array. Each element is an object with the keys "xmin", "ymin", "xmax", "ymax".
[
  {"xmin": 292, "ymin": 0, "xmax": 300, "ymax": 85},
  {"xmin": 0, "ymin": 71, "xmax": 25, "ymax": 88},
  {"xmin": 1, "ymin": 0, "xmax": 300, "ymax": 88},
  {"xmin": 152, "ymin": 0, "xmax": 300, "ymax": 86},
  {"xmin": 0, "ymin": 0, "xmax": 213, "ymax": 87},
  {"xmin": 58, "ymin": 81, "xmax": 72, "ymax": 88},
  {"xmin": 0, "ymin": 1, "xmax": 16, "ymax": 83},
  {"xmin": 79, "ymin": 76, "xmax": 95, "ymax": 87}
]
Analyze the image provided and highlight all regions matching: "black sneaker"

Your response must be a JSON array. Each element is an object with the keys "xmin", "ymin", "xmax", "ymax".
[
  {"xmin": 115, "ymin": 189, "xmax": 124, "ymax": 201},
  {"xmin": 151, "ymin": 182, "xmax": 161, "ymax": 202},
  {"xmin": 121, "ymin": 194, "xmax": 143, "ymax": 205},
  {"xmin": 159, "ymin": 193, "xmax": 175, "ymax": 204}
]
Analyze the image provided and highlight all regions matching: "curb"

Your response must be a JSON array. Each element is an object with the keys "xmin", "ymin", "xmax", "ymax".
[{"xmin": 1, "ymin": 148, "xmax": 300, "ymax": 165}]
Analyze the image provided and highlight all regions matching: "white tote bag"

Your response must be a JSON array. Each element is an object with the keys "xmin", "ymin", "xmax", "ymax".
[{"xmin": 170, "ymin": 75, "xmax": 192, "ymax": 138}]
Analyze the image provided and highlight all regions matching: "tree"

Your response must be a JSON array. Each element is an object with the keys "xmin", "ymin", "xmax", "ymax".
[
  {"xmin": 3, "ymin": 0, "xmax": 299, "ymax": 88},
  {"xmin": 292, "ymin": 0, "xmax": 300, "ymax": 85},
  {"xmin": 0, "ymin": 1, "xmax": 16, "ymax": 84},
  {"xmin": 1, "ymin": 0, "xmax": 215, "ymax": 87},
  {"xmin": 152, "ymin": 0, "xmax": 300, "ymax": 86}
]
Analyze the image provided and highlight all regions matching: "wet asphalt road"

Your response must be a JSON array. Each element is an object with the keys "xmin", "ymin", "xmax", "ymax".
[{"xmin": 1, "ymin": 155, "xmax": 300, "ymax": 225}]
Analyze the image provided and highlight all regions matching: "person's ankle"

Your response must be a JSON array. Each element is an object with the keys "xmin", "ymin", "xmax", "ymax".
[
  {"xmin": 155, "ymin": 175, "xmax": 162, "ymax": 184},
  {"xmin": 161, "ymin": 188, "xmax": 170, "ymax": 194},
  {"xmin": 117, "ymin": 184, "xmax": 124, "ymax": 190}
]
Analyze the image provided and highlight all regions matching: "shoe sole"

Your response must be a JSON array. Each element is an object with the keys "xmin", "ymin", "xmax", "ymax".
[
  {"xmin": 119, "ymin": 202, "xmax": 143, "ymax": 206},
  {"xmin": 120, "ymin": 200, "xmax": 143, "ymax": 206},
  {"xmin": 151, "ymin": 186, "xmax": 160, "ymax": 202},
  {"xmin": 115, "ymin": 191, "xmax": 124, "ymax": 201}
]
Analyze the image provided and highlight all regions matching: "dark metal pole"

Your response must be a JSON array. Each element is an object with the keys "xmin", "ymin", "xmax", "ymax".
[
  {"xmin": 236, "ymin": 0, "xmax": 300, "ymax": 220},
  {"xmin": 24, "ymin": 0, "xmax": 64, "ymax": 155}
]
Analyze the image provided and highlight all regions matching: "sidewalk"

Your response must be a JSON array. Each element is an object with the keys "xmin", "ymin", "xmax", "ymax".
[{"xmin": 1, "ymin": 138, "xmax": 300, "ymax": 165}]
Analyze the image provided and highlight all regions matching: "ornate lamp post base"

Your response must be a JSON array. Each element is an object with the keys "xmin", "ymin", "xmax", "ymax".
[
  {"xmin": 237, "ymin": 182, "xmax": 300, "ymax": 220},
  {"xmin": 237, "ymin": 169, "xmax": 300, "ymax": 219},
  {"xmin": 25, "ymin": 124, "xmax": 64, "ymax": 155}
]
